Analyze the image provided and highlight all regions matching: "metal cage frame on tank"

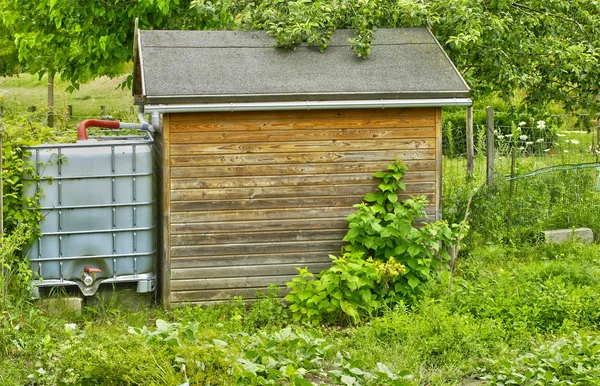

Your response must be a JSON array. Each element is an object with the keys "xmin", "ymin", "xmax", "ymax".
[{"xmin": 23, "ymin": 129, "xmax": 157, "ymax": 297}]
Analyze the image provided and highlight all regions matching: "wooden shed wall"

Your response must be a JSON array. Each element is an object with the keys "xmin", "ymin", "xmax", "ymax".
[{"xmin": 161, "ymin": 107, "xmax": 442, "ymax": 306}]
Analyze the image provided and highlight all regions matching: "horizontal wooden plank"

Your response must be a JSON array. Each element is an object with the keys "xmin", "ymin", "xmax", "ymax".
[
  {"xmin": 171, "ymin": 240, "xmax": 345, "ymax": 258},
  {"xmin": 171, "ymin": 218, "xmax": 350, "ymax": 234},
  {"xmin": 171, "ymin": 262, "xmax": 331, "ymax": 280},
  {"xmin": 171, "ymin": 118, "xmax": 436, "ymax": 133},
  {"xmin": 170, "ymin": 182, "xmax": 435, "ymax": 201},
  {"xmin": 171, "ymin": 196, "xmax": 362, "ymax": 212},
  {"xmin": 171, "ymin": 205, "xmax": 436, "ymax": 224},
  {"xmin": 170, "ymin": 171, "xmax": 435, "ymax": 189},
  {"xmin": 171, "ymin": 274, "xmax": 307, "ymax": 292},
  {"xmin": 170, "ymin": 193, "xmax": 436, "ymax": 212},
  {"xmin": 171, "ymin": 173, "xmax": 374, "ymax": 190},
  {"xmin": 170, "ymin": 149, "xmax": 436, "ymax": 167},
  {"xmin": 171, "ymin": 286, "xmax": 289, "ymax": 303},
  {"xmin": 169, "ymin": 107, "xmax": 437, "ymax": 124},
  {"xmin": 171, "ymin": 229, "xmax": 346, "ymax": 246},
  {"xmin": 170, "ymin": 252, "xmax": 333, "ymax": 269},
  {"xmin": 170, "ymin": 160, "xmax": 436, "ymax": 178},
  {"xmin": 170, "ymin": 138, "xmax": 434, "ymax": 156},
  {"xmin": 170, "ymin": 127, "xmax": 435, "ymax": 144}
]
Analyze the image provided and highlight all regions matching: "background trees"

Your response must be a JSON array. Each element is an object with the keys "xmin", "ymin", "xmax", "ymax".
[
  {"xmin": 1, "ymin": 0, "xmax": 599, "ymax": 114},
  {"xmin": 229, "ymin": 0, "xmax": 600, "ymax": 113}
]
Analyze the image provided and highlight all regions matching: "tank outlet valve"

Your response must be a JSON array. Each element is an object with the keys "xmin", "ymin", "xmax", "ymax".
[{"xmin": 82, "ymin": 266, "xmax": 102, "ymax": 286}]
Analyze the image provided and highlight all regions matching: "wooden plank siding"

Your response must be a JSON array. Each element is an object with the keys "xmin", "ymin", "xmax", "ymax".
[{"xmin": 163, "ymin": 107, "xmax": 441, "ymax": 305}]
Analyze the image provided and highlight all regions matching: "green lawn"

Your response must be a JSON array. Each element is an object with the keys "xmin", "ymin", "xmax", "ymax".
[
  {"xmin": 0, "ymin": 73, "xmax": 134, "ymax": 119},
  {"xmin": 2, "ymin": 242, "xmax": 600, "ymax": 385},
  {"xmin": 2, "ymin": 78, "xmax": 600, "ymax": 385}
]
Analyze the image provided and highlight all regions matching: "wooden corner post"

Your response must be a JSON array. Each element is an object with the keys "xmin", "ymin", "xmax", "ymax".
[
  {"xmin": 466, "ymin": 106, "xmax": 474, "ymax": 175},
  {"xmin": 161, "ymin": 114, "xmax": 172, "ymax": 309}
]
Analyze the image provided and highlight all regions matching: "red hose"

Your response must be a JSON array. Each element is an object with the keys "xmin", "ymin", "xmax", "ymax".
[{"xmin": 77, "ymin": 119, "xmax": 120, "ymax": 140}]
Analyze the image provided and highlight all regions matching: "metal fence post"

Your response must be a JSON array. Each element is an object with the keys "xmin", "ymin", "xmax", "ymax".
[{"xmin": 486, "ymin": 106, "xmax": 495, "ymax": 185}]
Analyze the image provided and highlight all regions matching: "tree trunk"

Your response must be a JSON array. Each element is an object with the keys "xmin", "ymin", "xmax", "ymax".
[{"xmin": 48, "ymin": 73, "xmax": 54, "ymax": 127}]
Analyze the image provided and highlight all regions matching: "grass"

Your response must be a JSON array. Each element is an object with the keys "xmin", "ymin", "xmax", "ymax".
[
  {"xmin": 0, "ymin": 72, "xmax": 134, "ymax": 120},
  {"xmin": 2, "ymin": 76, "xmax": 600, "ymax": 385},
  {"xmin": 3, "ymin": 242, "xmax": 600, "ymax": 385}
]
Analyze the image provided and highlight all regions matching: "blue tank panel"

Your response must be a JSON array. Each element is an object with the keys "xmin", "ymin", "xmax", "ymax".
[{"xmin": 23, "ymin": 134, "xmax": 156, "ymax": 296}]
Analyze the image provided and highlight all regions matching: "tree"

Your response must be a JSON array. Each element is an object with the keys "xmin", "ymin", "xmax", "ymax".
[
  {"xmin": 2, "ymin": 0, "xmax": 599, "ymax": 114},
  {"xmin": 0, "ymin": 0, "xmax": 234, "ymax": 122},
  {"xmin": 0, "ymin": 21, "xmax": 19, "ymax": 77},
  {"xmin": 229, "ymin": 0, "xmax": 600, "ymax": 113}
]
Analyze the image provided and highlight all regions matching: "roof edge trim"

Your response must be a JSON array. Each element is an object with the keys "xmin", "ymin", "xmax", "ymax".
[{"xmin": 144, "ymin": 98, "xmax": 473, "ymax": 114}]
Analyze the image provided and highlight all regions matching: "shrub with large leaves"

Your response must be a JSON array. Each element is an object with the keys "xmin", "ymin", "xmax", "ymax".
[{"xmin": 286, "ymin": 160, "xmax": 466, "ymax": 324}]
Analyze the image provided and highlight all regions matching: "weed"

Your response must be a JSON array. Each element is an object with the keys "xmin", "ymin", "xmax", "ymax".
[
  {"xmin": 243, "ymin": 285, "xmax": 290, "ymax": 332},
  {"xmin": 484, "ymin": 333, "xmax": 600, "ymax": 384},
  {"xmin": 0, "ymin": 224, "xmax": 33, "ymax": 306}
]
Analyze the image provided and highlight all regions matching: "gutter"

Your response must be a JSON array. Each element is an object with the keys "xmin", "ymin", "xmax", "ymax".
[{"xmin": 143, "ymin": 98, "xmax": 472, "ymax": 114}]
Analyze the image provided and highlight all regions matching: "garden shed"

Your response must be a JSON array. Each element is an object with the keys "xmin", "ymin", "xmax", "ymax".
[{"xmin": 133, "ymin": 27, "xmax": 471, "ymax": 307}]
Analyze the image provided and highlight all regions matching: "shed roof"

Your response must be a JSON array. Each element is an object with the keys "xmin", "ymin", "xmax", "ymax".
[{"xmin": 134, "ymin": 28, "xmax": 470, "ymax": 106}]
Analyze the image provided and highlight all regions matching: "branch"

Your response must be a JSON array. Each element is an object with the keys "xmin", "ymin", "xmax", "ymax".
[
  {"xmin": 510, "ymin": 2, "xmax": 587, "ymax": 37},
  {"xmin": 447, "ymin": 195, "xmax": 473, "ymax": 295}
]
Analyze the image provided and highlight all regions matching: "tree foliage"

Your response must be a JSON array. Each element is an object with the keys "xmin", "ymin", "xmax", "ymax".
[
  {"xmin": 0, "ymin": 20, "xmax": 18, "ymax": 77},
  {"xmin": 230, "ymin": 0, "xmax": 600, "ymax": 112},
  {"xmin": 1, "ymin": 0, "xmax": 599, "ymax": 111},
  {"xmin": 0, "ymin": 0, "xmax": 234, "ymax": 90}
]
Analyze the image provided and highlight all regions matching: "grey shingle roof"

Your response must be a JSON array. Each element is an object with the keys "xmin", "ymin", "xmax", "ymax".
[{"xmin": 136, "ymin": 28, "xmax": 470, "ymax": 104}]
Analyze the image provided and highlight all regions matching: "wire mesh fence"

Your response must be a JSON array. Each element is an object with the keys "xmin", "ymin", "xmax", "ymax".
[{"xmin": 443, "ymin": 109, "xmax": 600, "ymax": 243}]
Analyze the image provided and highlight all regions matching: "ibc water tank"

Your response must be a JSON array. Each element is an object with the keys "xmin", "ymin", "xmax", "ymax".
[{"xmin": 23, "ymin": 133, "xmax": 156, "ymax": 296}]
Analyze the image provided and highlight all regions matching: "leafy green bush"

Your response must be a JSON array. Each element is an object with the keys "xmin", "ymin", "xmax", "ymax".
[
  {"xmin": 484, "ymin": 333, "xmax": 600, "ymax": 384},
  {"xmin": 0, "ymin": 224, "xmax": 33, "ymax": 305},
  {"xmin": 286, "ymin": 249, "xmax": 407, "ymax": 324},
  {"xmin": 1, "ymin": 110, "xmax": 75, "ymax": 306},
  {"xmin": 286, "ymin": 161, "xmax": 465, "ymax": 324}
]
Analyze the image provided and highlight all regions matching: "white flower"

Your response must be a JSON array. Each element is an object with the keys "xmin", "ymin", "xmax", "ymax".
[
  {"xmin": 536, "ymin": 120, "xmax": 546, "ymax": 129},
  {"xmin": 526, "ymin": 141, "xmax": 533, "ymax": 146},
  {"xmin": 519, "ymin": 135, "xmax": 528, "ymax": 141},
  {"xmin": 568, "ymin": 139, "xmax": 580, "ymax": 145},
  {"xmin": 543, "ymin": 148, "xmax": 551, "ymax": 152},
  {"xmin": 518, "ymin": 146, "xmax": 525, "ymax": 150},
  {"xmin": 563, "ymin": 150, "xmax": 569, "ymax": 153},
  {"xmin": 536, "ymin": 138, "xmax": 544, "ymax": 143},
  {"xmin": 64, "ymin": 323, "xmax": 77, "ymax": 332},
  {"xmin": 519, "ymin": 121, "xmax": 527, "ymax": 127},
  {"xmin": 505, "ymin": 134, "xmax": 512, "ymax": 138},
  {"xmin": 556, "ymin": 133, "xmax": 566, "ymax": 137}
]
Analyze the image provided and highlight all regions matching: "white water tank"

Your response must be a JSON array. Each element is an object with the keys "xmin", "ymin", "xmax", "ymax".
[{"xmin": 23, "ymin": 133, "xmax": 156, "ymax": 296}]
